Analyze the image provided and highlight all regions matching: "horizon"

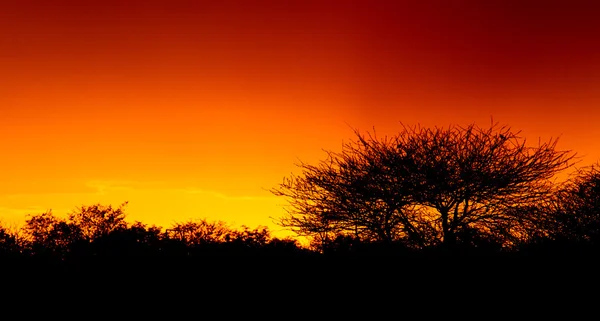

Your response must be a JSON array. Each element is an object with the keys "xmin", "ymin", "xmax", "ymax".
[{"xmin": 2, "ymin": 0, "xmax": 600, "ymax": 238}]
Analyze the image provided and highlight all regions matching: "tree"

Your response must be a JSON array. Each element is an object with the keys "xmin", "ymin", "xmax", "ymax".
[
  {"xmin": 548, "ymin": 163, "xmax": 600, "ymax": 245},
  {"xmin": 271, "ymin": 121, "xmax": 576, "ymax": 250},
  {"xmin": 167, "ymin": 219, "xmax": 231, "ymax": 246},
  {"xmin": 271, "ymin": 132, "xmax": 429, "ymax": 249},
  {"xmin": 68, "ymin": 202, "xmax": 128, "ymax": 240},
  {"xmin": 0, "ymin": 223, "xmax": 21, "ymax": 256},
  {"xmin": 86, "ymin": 221, "xmax": 164, "ymax": 257},
  {"xmin": 21, "ymin": 202, "xmax": 129, "ymax": 259},
  {"xmin": 22, "ymin": 210, "xmax": 82, "ymax": 257}
]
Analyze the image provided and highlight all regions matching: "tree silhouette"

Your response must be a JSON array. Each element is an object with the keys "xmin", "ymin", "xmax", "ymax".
[
  {"xmin": 68, "ymin": 202, "xmax": 128, "ymax": 240},
  {"xmin": 22, "ymin": 202, "xmax": 130, "ymax": 259},
  {"xmin": 272, "ymin": 122, "xmax": 576, "ymax": 251},
  {"xmin": 271, "ymin": 131, "xmax": 427, "ymax": 250},
  {"xmin": 167, "ymin": 219, "xmax": 231, "ymax": 246},
  {"xmin": 0, "ymin": 224, "xmax": 21, "ymax": 256},
  {"xmin": 547, "ymin": 163, "xmax": 600, "ymax": 247},
  {"xmin": 83, "ymin": 221, "xmax": 164, "ymax": 259},
  {"xmin": 22, "ymin": 210, "xmax": 82, "ymax": 258}
]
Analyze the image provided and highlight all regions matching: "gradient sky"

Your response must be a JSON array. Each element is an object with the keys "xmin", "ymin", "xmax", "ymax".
[{"xmin": 1, "ymin": 0, "xmax": 599, "ymax": 236}]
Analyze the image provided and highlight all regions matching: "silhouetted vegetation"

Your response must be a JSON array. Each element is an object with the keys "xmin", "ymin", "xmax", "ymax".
[
  {"xmin": 271, "ymin": 122, "xmax": 579, "ymax": 255},
  {"xmin": 3, "ymin": 121, "xmax": 600, "ymax": 265}
]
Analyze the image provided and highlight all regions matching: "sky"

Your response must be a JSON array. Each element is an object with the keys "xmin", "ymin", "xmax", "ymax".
[{"xmin": 1, "ymin": 0, "xmax": 599, "ymax": 237}]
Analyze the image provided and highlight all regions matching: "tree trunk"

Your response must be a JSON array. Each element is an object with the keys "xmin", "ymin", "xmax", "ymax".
[{"xmin": 441, "ymin": 208, "xmax": 456, "ymax": 247}]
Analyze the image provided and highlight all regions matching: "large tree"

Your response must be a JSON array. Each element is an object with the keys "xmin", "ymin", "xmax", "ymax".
[{"xmin": 271, "ymin": 122, "xmax": 576, "ymax": 249}]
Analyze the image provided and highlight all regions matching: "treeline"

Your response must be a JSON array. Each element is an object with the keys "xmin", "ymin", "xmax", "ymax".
[
  {"xmin": 0, "ymin": 203, "xmax": 315, "ymax": 263},
  {"xmin": 3, "ymin": 121, "xmax": 600, "ymax": 262},
  {"xmin": 1, "ymin": 182, "xmax": 600, "ymax": 262}
]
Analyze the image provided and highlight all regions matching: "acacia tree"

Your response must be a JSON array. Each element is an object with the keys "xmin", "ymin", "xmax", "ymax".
[
  {"xmin": 383, "ymin": 122, "xmax": 578, "ymax": 247},
  {"xmin": 272, "ymin": 122, "xmax": 576, "ymax": 250}
]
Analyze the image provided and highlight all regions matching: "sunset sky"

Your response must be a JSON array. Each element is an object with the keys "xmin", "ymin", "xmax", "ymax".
[{"xmin": 1, "ymin": 0, "xmax": 599, "ymax": 237}]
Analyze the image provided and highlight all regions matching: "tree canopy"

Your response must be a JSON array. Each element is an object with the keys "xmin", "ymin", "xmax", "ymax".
[{"xmin": 271, "ymin": 122, "xmax": 577, "ymax": 250}]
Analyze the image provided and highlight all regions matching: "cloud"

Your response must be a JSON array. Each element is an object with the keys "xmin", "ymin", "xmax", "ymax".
[
  {"xmin": 181, "ymin": 188, "xmax": 272, "ymax": 201},
  {"xmin": 84, "ymin": 180, "xmax": 274, "ymax": 201}
]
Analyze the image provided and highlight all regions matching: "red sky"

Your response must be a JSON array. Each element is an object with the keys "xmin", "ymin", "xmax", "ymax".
[{"xmin": 1, "ymin": 0, "xmax": 599, "ymax": 236}]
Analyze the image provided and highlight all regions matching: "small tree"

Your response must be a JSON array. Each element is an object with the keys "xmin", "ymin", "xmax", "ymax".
[
  {"xmin": 272, "ymin": 121, "xmax": 576, "ymax": 250},
  {"xmin": 0, "ymin": 223, "xmax": 22, "ymax": 256},
  {"xmin": 167, "ymin": 219, "xmax": 231, "ymax": 246},
  {"xmin": 68, "ymin": 202, "xmax": 128, "ymax": 240},
  {"xmin": 22, "ymin": 202, "xmax": 130, "ymax": 258},
  {"xmin": 549, "ymin": 163, "xmax": 600, "ymax": 245},
  {"xmin": 88, "ymin": 221, "xmax": 164, "ymax": 257},
  {"xmin": 22, "ymin": 210, "xmax": 82, "ymax": 257}
]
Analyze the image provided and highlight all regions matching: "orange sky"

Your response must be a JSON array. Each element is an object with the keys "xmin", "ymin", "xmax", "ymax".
[{"xmin": 1, "ymin": 0, "xmax": 599, "ymax": 237}]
